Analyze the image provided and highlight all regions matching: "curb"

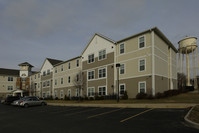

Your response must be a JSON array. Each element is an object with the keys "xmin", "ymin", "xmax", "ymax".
[
  {"xmin": 47, "ymin": 103, "xmax": 196, "ymax": 109},
  {"xmin": 184, "ymin": 105, "xmax": 199, "ymax": 129}
]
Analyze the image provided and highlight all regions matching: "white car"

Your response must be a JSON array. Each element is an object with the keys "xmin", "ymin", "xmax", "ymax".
[{"xmin": 19, "ymin": 96, "xmax": 47, "ymax": 108}]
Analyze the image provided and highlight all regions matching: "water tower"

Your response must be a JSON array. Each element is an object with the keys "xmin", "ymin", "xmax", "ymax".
[{"xmin": 178, "ymin": 37, "xmax": 198, "ymax": 89}]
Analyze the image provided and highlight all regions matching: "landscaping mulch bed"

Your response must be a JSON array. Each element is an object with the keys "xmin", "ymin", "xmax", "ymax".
[{"xmin": 188, "ymin": 105, "xmax": 199, "ymax": 123}]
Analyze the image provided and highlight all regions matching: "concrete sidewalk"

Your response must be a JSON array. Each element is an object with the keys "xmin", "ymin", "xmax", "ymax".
[{"xmin": 47, "ymin": 103, "xmax": 197, "ymax": 108}]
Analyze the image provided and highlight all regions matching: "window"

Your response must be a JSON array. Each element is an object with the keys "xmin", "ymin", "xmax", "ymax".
[
  {"xmin": 139, "ymin": 81, "xmax": 146, "ymax": 93},
  {"xmin": 43, "ymin": 93, "xmax": 46, "ymax": 98},
  {"xmin": 76, "ymin": 88, "xmax": 79, "ymax": 97},
  {"xmin": 68, "ymin": 62, "xmax": 71, "ymax": 69},
  {"xmin": 98, "ymin": 86, "xmax": 106, "ymax": 96},
  {"xmin": 8, "ymin": 77, "xmax": 13, "ymax": 81},
  {"xmin": 47, "ymin": 69, "xmax": 50, "ymax": 75},
  {"xmin": 99, "ymin": 49, "xmax": 106, "ymax": 60},
  {"xmin": 68, "ymin": 76, "xmax": 70, "ymax": 83},
  {"xmin": 55, "ymin": 67, "xmax": 57, "ymax": 73},
  {"xmin": 21, "ymin": 78, "xmax": 26, "ymax": 82},
  {"xmin": 7, "ymin": 86, "xmax": 13, "ymax": 90},
  {"xmin": 88, "ymin": 87, "xmax": 95, "ymax": 97},
  {"xmin": 55, "ymin": 79, "xmax": 57, "ymax": 85},
  {"xmin": 38, "ymin": 83, "xmax": 40, "ymax": 88},
  {"xmin": 68, "ymin": 89, "xmax": 71, "ymax": 97},
  {"xmin": 47, "ymin": 91, "xmax": 50, "ymax": 98},
  {"xmin": 88, "ymin": 54, "xmax": 94, "ymax": 63},
  {"xmin": 139, "ymin": 59, "xmax": 146, "ymax": 71},
  {"xmin": 120, "ymin": 43, "xmax": 124, "ymax": 54},
  {"xmin": 76, "ymin": 60, "xmax": 79, "ymax": 67},
  {"xmin": 60, "ymin": 90, "xmax": 64, "ymax": 99},
  {"xmin": 47, "ymin": 81, "xmax": 50, "ymax": 87},
  {"xmin": 76, "ymin": 74, "xmax": 79, "ymax": 81},
  {"xmin": 61, "ymin": 78, "xmax": 64, "ymax": 84},
  {"xmin": 120, "ymin": 84, "xmax": 125, "ymax": 96},
  {"xmin": 54, "ymin": 90, "xmax": 57, "ymax": 98},
  {"xmin": 139, "ymin": 36, "xmax": 145, "ymax": 48},
  {"xmin": 120, "ymin": 64, "xmax": 125, "ymax": 74},
  {"xmin": 38, "ymin": 73, "xmax": 40, "ymax": 78},
  {"xmin": 88, "ymin": 71, "xmax": 94, "ymax": 80},
  {"xmin": 43, "ymin": 82, "xmax": 46, "ymax": 87},
  {"xmin": 43, "ymin": 71, "xmax": 46, "ymax": 76},
  {"xmin": 61, "ymin": 65, "xmax": 64, "ymax": 71},
  {"xmin": 99, "ymin": 68, "xmax": 106, "ymax": 78}
]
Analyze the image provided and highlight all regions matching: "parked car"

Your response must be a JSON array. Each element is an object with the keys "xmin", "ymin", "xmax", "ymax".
[
  {"xmin": 19, "ymin": 96, "xmax": 47, "ymax": 108},
  {"xmin": 2, "ymin": 96, "xmax": 21, "ymax": 105}
]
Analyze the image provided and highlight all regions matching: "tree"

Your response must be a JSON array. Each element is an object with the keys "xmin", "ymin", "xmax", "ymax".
[{"xmin": 73, "ymin": 70, "xmax": 86, "ymax": 101}]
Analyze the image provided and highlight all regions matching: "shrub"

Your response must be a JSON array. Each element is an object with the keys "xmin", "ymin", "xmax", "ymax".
[
  {"xmin": 136, "ymin": 93, "xmax": 148, "ymax": 99},
  {"xmin": 64, "ymin": 95, "xmax": 70, "ymax": 100},
  {"xmin": 89, "ymin": 97, "xmax": 94, "ymax": 100},
  {"xmin": 95, "ymin": 96, "xmax": 104, "ymax": 100},
  {"xmin": 122, "ymin": 91, "xmax": 128, "ymax": 100},
  {"xmin": 155, "ymin": 92, "xmax": 165, "ymax": 99},
  {"xmin": 54, "ymin": 97, "xmax": 59, "ymax": 100}
]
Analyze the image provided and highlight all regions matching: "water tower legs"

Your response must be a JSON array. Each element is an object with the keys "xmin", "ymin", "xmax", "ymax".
[{"xmin": 186, "ymin": 50, "xmax": 191, "ymax": 86}]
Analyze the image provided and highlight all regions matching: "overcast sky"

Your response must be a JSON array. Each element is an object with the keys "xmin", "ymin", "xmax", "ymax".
[{"xmin": 0, "ymin": 0, "xmax": 199, "ymax": 71}]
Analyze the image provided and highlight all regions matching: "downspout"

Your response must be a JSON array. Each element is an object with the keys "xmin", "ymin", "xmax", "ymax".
[{"xmin": 151, "ymin": 30, "xmax": 155, "ymax": 96}]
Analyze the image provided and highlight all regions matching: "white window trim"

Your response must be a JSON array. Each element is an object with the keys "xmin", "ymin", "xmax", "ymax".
[
  {"xmin": 68, "ymin": 62, "xmax": 71, "ymax": 69},
  {"xmin": 138, "ymin": 58, "xmax": 146, "ymax": 72},
  {"xmin": 98, "ymin": 86, "xmax": 107, "ymax": 96},
  {"xmin": 138, "ymin": 81, "xmax": 146, "ymax": 93},
  {"xmin": 76, "ymin": 59, "xmax": 79, "ymax": 67},
  {"xmin": 87, "ymin": 70, "xmax": 95, "ymax": 80},
  {"xmin": 88, "ymin": 53, "xmax": 95, "ymax": 64},
  {"xmin": 138, "ymin": 35, "xmax": 146, "ymax": 49},
  {"xmin": 98, "ymin": 67, "xmax": 106, "ymax": 79},
  {"xmin": 87, "ymin": 87, "xmax": 95, "ymax": 97},
  {"xmin": 54, "ymin": 90, "xmax": 57, "ymax": 98},
  {"xmin": 60, "ymin": 90, "xmax": 64, "ymax": 98},
  {"xmin": 119, "ymin": 43, "xmax": 125, "ymax": 55},
  {"xmin": 67, "ymin": 89, "xmax": 71, "ymax": 97},
  {"xmin": 98, "ymin": 49, "xmax": 107, "ymax": 61},
  {"xmin": 61, "ymin": 77, "xmax": 64, "ymax": 84},
  {"xmin": 120, "ymin": 63, "xmax": 125, "ymax": 75},
  {"xmin": 119, "ymin": 84, "xmax": 126, "ymax": 96}
]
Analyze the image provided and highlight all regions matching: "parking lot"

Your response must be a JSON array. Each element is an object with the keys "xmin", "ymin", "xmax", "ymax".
[{"xmin": 0, "ymin": 104, "xmax": 198, "ymax": 133}]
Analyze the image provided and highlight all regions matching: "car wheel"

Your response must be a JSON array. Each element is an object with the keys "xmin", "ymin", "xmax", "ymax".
[
  {"xmin": 41, "ymin": 102, "xmax": 45, "ymax": 106},
  {"xmin": 24, "ymin": 104, "xmax": 29, "ymax": 108}
]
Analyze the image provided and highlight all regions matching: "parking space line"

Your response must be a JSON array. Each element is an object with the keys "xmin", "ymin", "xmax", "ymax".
[
  {"xmin": 64, "ymin": 107, "xmax": 103, "ymax": 116},
  {"xmin": 88, "ymin": 108, "xmax": 124, "ymax": 119},
  {"xmin": 120, "ymin": 108, "xmax": 154, "ymax": 123}
]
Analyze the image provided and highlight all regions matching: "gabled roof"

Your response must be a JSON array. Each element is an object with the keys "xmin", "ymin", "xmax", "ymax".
[
  {"xmin": 18, "ymin": 62, "xmax": 34, "ymax": 67},
  {"xmin": 81, "ymin": 33, "xmax": 116, "ymax": 55},
  {"xmin": 53, "ymin": 56, "xmax": 82, "ymax": 67},
  {"xmin": 117, "ymin": 27, "xmax": 178, "ymax": 53},
  {"xmin": 0, "ymin": 68, "xmax": 19, "ymax": 76},
  {"xmin": 46, "ymin": 58, "xmax": 63, "ymax": 66}
]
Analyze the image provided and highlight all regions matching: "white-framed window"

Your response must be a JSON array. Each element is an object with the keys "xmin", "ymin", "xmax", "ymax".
[
  {"xmin": 67, "ymin": 89, "xmax": 71, "ymax": 97},
  {"xmin": 88, "ymin": 70, "xmax": 94, "ymax": 80},
  {"xmin": 43, "ymin": 71, "xmax": 46, "ymax": 76},
  {"xmin": 138, "ymin": 36, "xmax": 145, "ymax": 49},
  {"xmin": 76, "ymin": 60, "xmax": 79, "ymax": 67},
  {"xmin": 43, "ymin": 81, "xmax": 46, "ymax": 87},
  {"xmin": 61, "ymin": 77, "xmax": 64, "ymax": 84},
  {"xmin": 43, "ymin": 93, "xmax": 46, "ymax": 98},
  {"xmin": 120, "ymin": 84, "xmax": 125, "ymax": 96},
  {"xmin": 7, "ymin": 86, "xmax": 13, "ymax": 90},
  {"xmin": 68, "ymin": 76, "xmax": 70, "ymax": 83},
  {"xmin": 98, "ymin": 86, "xmax": 106, "ymax": 96},
  {"xmin": 47, "ymin": 80, "xmax": 50, "ymax": 87},
  {"xmin": 38, "ymin": 73, "xmax": 40, "ymax": 78},
  {"xmin": 76, "ymin": 74, "xmax": 79, "ymax": 81},
  {"xmin": 60, "ymin": 90, "xmax": 64, "ymax": 99},
  {"xmin": 76, "ymin": 88, "xmax": 79, "ymax": 97},
  {"xmin": 47, "ymin": 91, "xmax": 50, "ymax": 98},
  {"xmin": 55, "ymin": 79, "xmax": 57, "ymax": 85},
  {"xmin": 99, "ymin": 49, "xmax": 106, "ymax": 60},
  {"xmin": 55, "ymin": 67, "xmax": 57, "ymax": 73},
  {"xmin": 88, "ymin": 87, "xmax": 95, "ymax": 97},
  {"xmin": 119, "ymin": 43, "xmax": 125, "ymax": 54},
  {"xmin": 61, "ymin": 65, "xmax": 64, "ymax": 71},
  {"xmin": 8, "ymin": 76, "xmax": 13, "ymax": 81},
  {"xmin": 54, "ymin": 90, "xmax": 57, "ymax": 98},
  {"xmin": 139, "ymin": 59, "xmax": 146, "ymax": 72},
  {"xmin": 138, "ymin": 81, "xmax": 146, "ymax": 93},
  {"xmin": 38, "ymin": 83, "xmax": 40, "ymax": 88},
  {"xmin": 88, "ymin": 54, "xmax": 94, "ymax": 63},
  {"xmin": 120, "ymin": 64, "xmax": 125, "ymax": 74},
  {"xmin": 98, "ymin": 68, "xmax": 106, "ymax": 78},
  {"xmin": 68, "ymin": 62, "xmax": 71, "ymax": 69},
  {"xmin": 47, "ymin": 69, "xmax": 50, "ymax": 75}
]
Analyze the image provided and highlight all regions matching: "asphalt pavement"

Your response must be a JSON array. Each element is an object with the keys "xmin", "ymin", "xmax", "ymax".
[{"xmin": 0, "ymin": 104, "xmax": 198, "ymax": 133}]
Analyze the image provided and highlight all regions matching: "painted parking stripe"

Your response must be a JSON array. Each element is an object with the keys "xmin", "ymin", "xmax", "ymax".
[
  {"xmin": 88, "ymin": 108, "xmax": 124, "ymax": 119},
  {"xmin": 64, "ymin": 107, "xmax": 103, "ymax": 116},
  {"xmin": 120, "ymin": 108, "xmax": 154, "ymax": 123}
]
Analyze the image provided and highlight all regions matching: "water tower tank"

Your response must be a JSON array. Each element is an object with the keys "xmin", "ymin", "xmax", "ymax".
[{"xmin": 178, "ymin": 37, "xmax": 197, "ymax": 54}]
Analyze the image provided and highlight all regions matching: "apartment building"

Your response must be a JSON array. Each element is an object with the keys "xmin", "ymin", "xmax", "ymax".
[
  {"xmin": 116, "ymin": 28, "xmax": 177, "ymax": 98},
  {"xmin": 53, "ymin": 56, "xmax": 82, "ymax": 99},
  {"xmin": 0, "ymin": 27, "xmax": 177, "ymax": 99}
]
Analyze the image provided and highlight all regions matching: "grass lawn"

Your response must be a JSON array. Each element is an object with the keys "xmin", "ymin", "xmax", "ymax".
[{"xmin": 46, "ymin": 93, "xmax": 199, "ymax": 104}]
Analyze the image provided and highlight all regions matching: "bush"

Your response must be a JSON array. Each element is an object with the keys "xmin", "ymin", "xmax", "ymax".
[
  {"xmin": 122, "ymin": 91, "xmax": 128, "ymax": 100},
  {"xmin": 95, "ymin": 96, "xmax": 104, "ymax": 100},
  {"xmin": 163, "ymin": 90, "xmax": 180, "ymax": 97},
  {"xmin": 155, "ymin": 92, "xmax": 165, "ymax": 99},
  {"xmin": 136, "ymin": 93, "xmax": 148, "ymax": 99},
  {"xmin": 89, "ymin": 97, "xmax": 94, "ymax": 100},
  {"xmin": 64, "ymin": 95, "xmax": 70, "ymax": 100},
  {"xmin": 54, "ymin": 97, "xmax": 59, "ymax": 100}
]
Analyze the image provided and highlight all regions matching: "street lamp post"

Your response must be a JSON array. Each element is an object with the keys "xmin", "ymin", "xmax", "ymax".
[{"xmin": 116, "ymin": 63, "xmax": 120, "ymax": 103}]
